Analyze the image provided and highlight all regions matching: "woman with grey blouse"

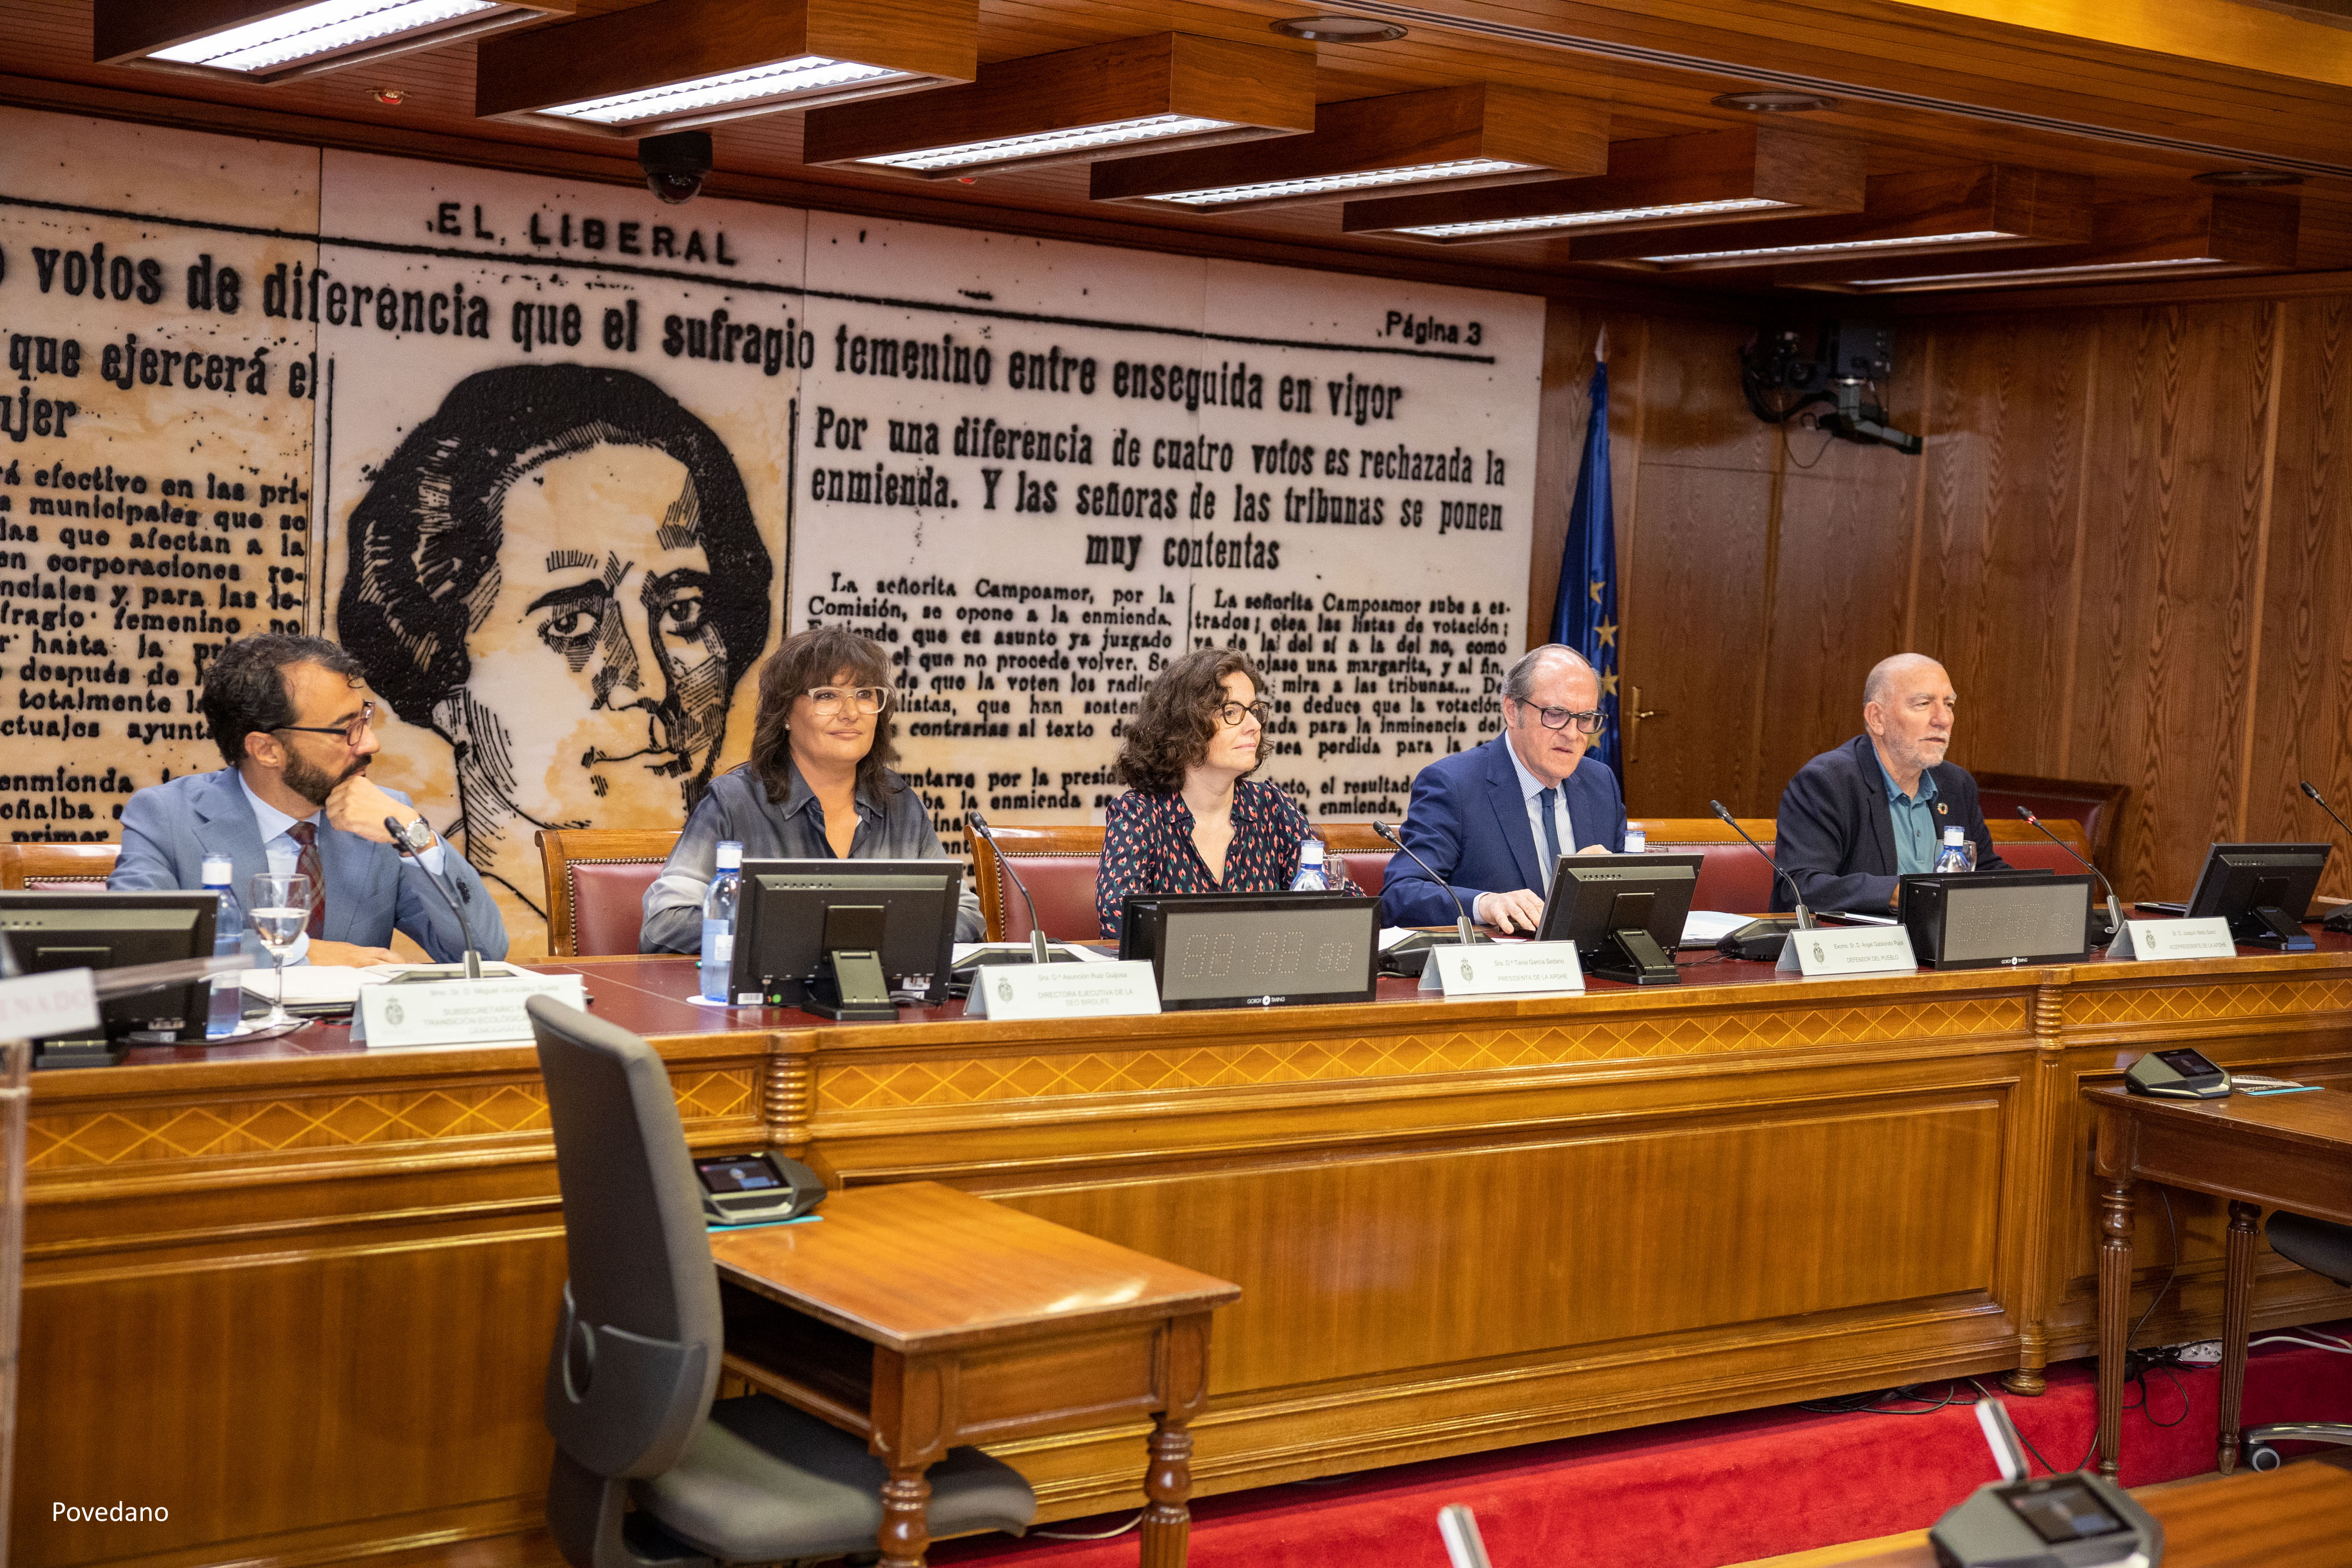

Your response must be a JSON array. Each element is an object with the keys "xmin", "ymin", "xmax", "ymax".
[{"xmin": 639, "ymin": 626, "xmax": 983, "ymax": 952}]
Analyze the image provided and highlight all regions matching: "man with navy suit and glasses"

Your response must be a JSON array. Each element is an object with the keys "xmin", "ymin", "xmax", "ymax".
[
  {"xmin": 1381, "ymin": 644, "xmax": 1628, "ymax": 933},
  {"xmin": 109, "ymin": 633, "xmax": 507, "ymax": 967}
]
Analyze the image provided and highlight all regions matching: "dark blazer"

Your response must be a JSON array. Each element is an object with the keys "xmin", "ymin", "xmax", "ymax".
[
  {"xmin": 1380, "ymin": 735, "xmax": 1628, "ymax": 927},
  {"xmin": 1772, "ymin": 735, "xmax": 2007, "ymax": 914},
  {"xmin": 110, "ymin": 768, "xmax": 508, "ymax": 963}
]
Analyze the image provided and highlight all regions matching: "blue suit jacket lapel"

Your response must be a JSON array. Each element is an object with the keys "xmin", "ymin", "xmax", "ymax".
[
  {"xmin": 319, "ymin": 827, "xmax": 392, "ymax": 944},
  {"xmin": 1483, "ymin": 740, "xmax": 1544, "ymax": 891},
  {"xmin": 191, "ymin": 771, "xmax": 271, "ymax": 897},
  {"xmin": 1852, "ymin": 738, "xmax": 1897, "ymax": 872}
]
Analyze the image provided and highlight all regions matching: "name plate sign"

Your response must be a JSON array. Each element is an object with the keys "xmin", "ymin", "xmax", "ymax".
[
  {"xmin": 356, "ymin": 974, "xmax": 589, "ymax": 1048},
  {"xmin": 1419, "ymin": 942, "xmax": 1586, "ymax": 997},
  {"xmin": 2110, "ymin": 918, "xmax": 2237, "ymax": 961},
  {"xmin": 967, "ymin": 960, "xmax": 1160, "ymax": 1021},
  {"xmin": 1779, "ymin": 926, "xmax": 1919, "ymax": 977},
  {"xmin": 0, "ymin": 967, "xmax": 100, "ymax": 1040}
]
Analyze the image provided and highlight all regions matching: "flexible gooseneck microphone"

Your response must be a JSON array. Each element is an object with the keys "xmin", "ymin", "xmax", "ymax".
[
  {"xmin": 1374, "ymin": 820, "xmax": 1484, "ymax": 949},
  {"xmin": 966, "ymin": 810, "xmax": 1052, "ymax": 965},
  {"xmin": 385, "ymin": 815, "xmax": 484, "ymax": 978},
  {"xmin": 2298, "ymin": 783, "xmax": 2352, "ymax": 933},
  {"xmin": 1709, "ymin": 801, "xmax": 1815, "ymax": 930},
  {"xmin": 2016, "ymin": 807, "xmax": 2121, "ymax": 947}
]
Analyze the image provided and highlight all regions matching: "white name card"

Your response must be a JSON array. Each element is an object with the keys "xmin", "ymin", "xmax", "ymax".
[
  {"xmin": 0, "ymin": 967, "xmax": 100, "ymax": 1040},
  {"xmin": 1419, "ymin": 942, "xmax": 1586, "ymax": 997},
  {"xmin": 1778, "ymin": 925, "xmax": 1919, "ymax": 977},
  {"xmin": 967, "ymin": 959, "xmax": 1160, "ymax": 1021},
  {"xmin": 355, "ymin": 974, "xmax": 589, "ymax": 1048},
  {"xmin": 2110, "ymin": 917, "xmax": 2236, "ymax": 961}
]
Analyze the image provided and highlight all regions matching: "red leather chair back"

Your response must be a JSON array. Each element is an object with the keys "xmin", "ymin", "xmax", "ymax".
[
  {"xmin": 1975, "ymin": 775, "xmax": 2127, "ymax": 870},
  {"xmin": 1996, "ymin": 839, "xmax": 2093, "ymax": 877},
  {"xmin": 994, "ymin": 854, "xmax": 1107, "ymax": 942},
  {"xmin": 1652, "ymin": 840, "xmax": 1780, "ymax": 912},
  {"xmin": 1336, "ymin": 851, "xmax": 1391, "ymax": 895},
  {"xmin": 569, "ymin": 861, "xmax": 669, "ymax": 955}
]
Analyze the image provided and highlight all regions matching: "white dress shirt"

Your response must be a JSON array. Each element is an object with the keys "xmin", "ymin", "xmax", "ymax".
[
  {"xmin": 1501, "ymin": 736, "xmax": 1577, "ymax": 877},
  {"xmin": 236, "ymin": 773, "xmax": 443, "ymax": 962}
]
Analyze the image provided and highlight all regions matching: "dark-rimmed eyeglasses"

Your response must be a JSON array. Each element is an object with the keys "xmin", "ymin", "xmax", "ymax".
[
  {"xmin": 1516, "ymin": 703, "xmax": 1605, "ymax": 735},
  {"xmin": 1213, "ymin": 700, "xmax": 1272, "ymax": 728},
  {"xmin": 806, "ymin": 686, "xmax": 888, "ymax": 716},
  {"xmin": 273, "ymin": 701, "xmax": 376, "ymax": 748}
]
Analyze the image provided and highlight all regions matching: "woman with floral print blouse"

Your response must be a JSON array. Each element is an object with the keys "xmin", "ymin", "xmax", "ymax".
[{"xmin": 1095, "ymin": 647, "xmax": 1357, "ymax": 939}]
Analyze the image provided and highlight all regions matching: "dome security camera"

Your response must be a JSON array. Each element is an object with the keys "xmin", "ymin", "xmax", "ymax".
[{"xmin": 638, "ymin": 131, "xmax": 713, "ymax": 205}]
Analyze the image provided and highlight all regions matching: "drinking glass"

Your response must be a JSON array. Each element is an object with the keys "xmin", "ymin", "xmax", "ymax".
[{"xmin": 248, "ymin": 872, "xmax": 315, "ymax": 1029}]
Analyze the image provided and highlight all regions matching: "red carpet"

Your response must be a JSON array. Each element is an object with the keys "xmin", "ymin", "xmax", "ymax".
[{"xmin": 936, "ymin": 1330, "xmax": 2352, "ymax": 1568}]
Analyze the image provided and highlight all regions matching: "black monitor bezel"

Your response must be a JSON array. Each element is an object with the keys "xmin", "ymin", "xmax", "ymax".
[
  {"xmin": 731, "ymin": 857, "xmax": 962, "ymax": 1008},
  {"xmin": 1118, "ymin": 891, "xmax": 1380, "ymax": 1009},
  {"xmin": 2181, "ymin": 842, "xmax": 2331, "ymax": 924},
  {"xmin": 0, "ymin": 889, "xmax": 219, "ymax": 1042},
  {"xmin": 1532, "ymin": 853, "xmax": 1705, "ymax": 955}
]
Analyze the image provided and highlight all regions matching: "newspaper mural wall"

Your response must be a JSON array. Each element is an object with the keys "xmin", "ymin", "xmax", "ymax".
[{"xmin": 2, "ymin": 108, "xmax": 1541, "ymax": 955}]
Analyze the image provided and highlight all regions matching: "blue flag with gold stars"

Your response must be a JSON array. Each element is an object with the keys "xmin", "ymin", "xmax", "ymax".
[{"xmin": 1552, "ymin": 359, "xmax": 1621, "ymax": 774}]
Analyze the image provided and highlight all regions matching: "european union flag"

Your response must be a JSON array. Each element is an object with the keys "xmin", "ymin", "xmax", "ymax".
[{"xmin": 1551, "ymin": 357, "xmax": 1620, "ymax": 774}]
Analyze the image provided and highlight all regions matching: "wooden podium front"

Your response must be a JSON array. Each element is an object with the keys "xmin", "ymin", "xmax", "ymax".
[{"xmin": 19, "ymin": 945, "xmax": 2352, "ymax": 1566}]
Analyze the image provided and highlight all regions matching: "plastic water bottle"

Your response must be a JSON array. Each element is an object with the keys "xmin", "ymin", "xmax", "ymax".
[
  {"xmin": 1289, "ymin": 838, "xmax": 1329, "ymax": 892},
  {"xmin": 699, "ymin": 840, "xmax": 743, "ymax": 1003},
  {"xmin": 1623, "ymin": 825, "xmax": 1648, "ymax": 854},
  {"xmin": 202, "ymin": 854, "xmax": 245, "ymax": 1039},
  {"xmin": 1933, "ymin": 825, "xmax": 1976, "ymax": 874}
]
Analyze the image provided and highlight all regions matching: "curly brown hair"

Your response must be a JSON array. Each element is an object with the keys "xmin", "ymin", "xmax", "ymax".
[
  {"xmin": 749, "ymin": 627, "xmax": 901, "ymax": 804},
  {"xmin": 1112, "ymin": 647, "xmax": 1265, "ymax": 795}
]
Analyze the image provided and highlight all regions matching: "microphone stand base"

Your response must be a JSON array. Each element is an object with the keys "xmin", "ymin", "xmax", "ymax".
[{"xmin": 2324, "ymin": 907, "xmax": 2352, "ymax": 934}]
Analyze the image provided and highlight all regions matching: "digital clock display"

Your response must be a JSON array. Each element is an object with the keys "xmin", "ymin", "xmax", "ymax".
[{"xmin": 1124, "ymin": 895, "xmax": 1379, "ymax": 1008}]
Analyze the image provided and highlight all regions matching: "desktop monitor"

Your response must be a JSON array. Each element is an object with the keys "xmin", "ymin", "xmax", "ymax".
[
  {"xmin": 731, "ymin": 858, "xmax": 963, "ymax": 1016},
  {"xmin": 0, "ymin": 890, "xmax": 219, "ymax": 1055},
  {"xmin": 2182, "ymin": 842, "xmax": 2331, "ymax": 951},
  {"xmin": 1534, "ymin": 854, "xmax": 1705, "ymax": 986}
]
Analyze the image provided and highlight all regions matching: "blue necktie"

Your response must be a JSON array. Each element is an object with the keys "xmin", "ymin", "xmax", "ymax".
[{"xmin": 1537, "ymin": 786, "xmax": 1562, "ymax": 871}]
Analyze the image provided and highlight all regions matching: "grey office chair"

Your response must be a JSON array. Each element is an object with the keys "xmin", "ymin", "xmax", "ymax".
[
  {"xmin": 529, "ymin": 997, "xmax": 1035, "ymax": 1566},
  {"xmin": 2244, "ymin": 1211, "xmax": 2352, "ymax": 1471}
]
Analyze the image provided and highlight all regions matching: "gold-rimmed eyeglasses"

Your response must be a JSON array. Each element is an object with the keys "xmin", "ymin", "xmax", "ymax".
[
  {"xmin": 273, "ymin": 701, "xmax": 376, "ymax": 748},
  {"xmin": 807, "ymin": 686, "xmax": 888, "ymax": 716},
  {"xmin": 1518, "ymin": 703, "xmax": 1606, "ymax": 735}
]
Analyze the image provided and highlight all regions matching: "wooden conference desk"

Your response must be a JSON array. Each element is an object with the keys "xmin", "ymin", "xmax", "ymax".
[
  {"xmin": 19, "ymin": 942, "xmax": 2352, "ymax": 1568},
  {"xmin": 1742, "ymin": 1456, "xmax": 2352, "ymax": 1567},
  {"xmin": 2086, "ymin": 1083, "xmax": 2352, "ymax": 1478},
  {"xmin": 711, "ymin": 1181, "xmax": 1240, "ymax": 1568}
]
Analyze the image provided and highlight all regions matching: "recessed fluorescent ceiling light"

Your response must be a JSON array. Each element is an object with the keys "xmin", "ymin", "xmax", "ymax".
[
  {"xmin": 1645, "ymin": 229, "xmax": 2014, "ymax": 263},
  {"xmin": 151, "ymin": 0, "xmax": 495, "ymax": 72},
  {"xmin": 1402, "ymin": 195, "xmax": 1788, "ymax": 238},
  {"xmin": 1151, "ymin": 158, "xmax": 1532, "ymax": 206},
  {"xmin": 861, "ymin": 114, "xmax": 1237, "ymax": 172},
  {"xmin": 1847, "ymin": 256, "xmax": 2230, "ymax": 286},
  {"xmin": 546, "ymin": 58, "xmax": 908, "ymax": 125}
]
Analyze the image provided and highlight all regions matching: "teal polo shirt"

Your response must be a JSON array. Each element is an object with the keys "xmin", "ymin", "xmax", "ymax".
[{"xmin": 1886, "ymin": 767, "xmax": 1942, "ymax": 876}]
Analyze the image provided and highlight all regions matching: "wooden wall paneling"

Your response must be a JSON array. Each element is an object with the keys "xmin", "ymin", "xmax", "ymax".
[
  {"xmin": 1755, "ymin": 423, "xmax": 1920, "ymax": 808},
  {"xmin": 2065, "ymin": 302, "xmax": 2283, "ymax": 904},
  {"xmin": 2246, "ymin": 294, "xmax": 2352, "ymax": 900},
  {"xmin": 1906, "ymin": 313, "xmax": 2099, "ymax": 780},
  {"xmin": 1616, "ymin": 314, "xmax": 1780, "ymax": 815}
]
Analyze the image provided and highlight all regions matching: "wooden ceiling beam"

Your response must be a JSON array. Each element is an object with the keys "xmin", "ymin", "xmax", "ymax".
[
  {"xmin": 1339, "ymin": 125, "xmax": 1865, "ymax": 242},
  {"xmin": 475, "ymin": 0, "xmax": 977, "ymax": 138},
  {"xmin": 801, "ymin": 32, "xmax": 1314, "ymax": 178},
  {"xmin": 1085, "ymin": 83, "xmax": 1609, "ymax": 211},
  {"xmin": 1571, "ymin": 163, "xmax": 2094, "ymax": 269}
]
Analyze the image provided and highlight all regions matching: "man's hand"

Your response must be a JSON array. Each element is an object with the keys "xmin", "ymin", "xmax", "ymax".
[
  {"xmin": 325, "ymin": 773, "xmax": 428, "ymax": 845},
  {"xmin": 1473, "ymin": 888, "xmax": 1546, "ymax": 933},
  {"xmin": 308, "ymin": 939, "xmax": 403, "ymax": 968},
  {"xmin": 1578, "ymin": 843, "xmax": 1613, "ymax": 855}
]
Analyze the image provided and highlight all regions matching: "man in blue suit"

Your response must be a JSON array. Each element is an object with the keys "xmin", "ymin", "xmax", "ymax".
[
  {"xmin": 110, "ymin": 634, "xmax": 507, "ymax": 967},
  {"xmin": 1382, "ymin": 645, "xmax": 1628, "ymax": 931}
]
